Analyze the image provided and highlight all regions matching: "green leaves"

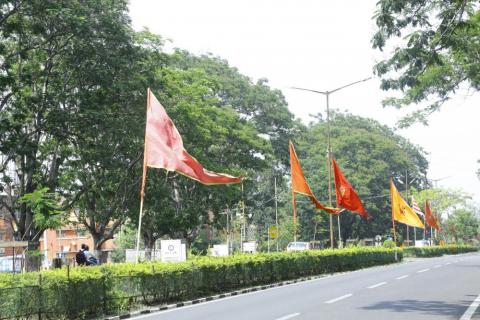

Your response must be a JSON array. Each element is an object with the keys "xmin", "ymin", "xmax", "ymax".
[
  {"xmin": 372, "ymin": 0, "xmax": 480, "ymax": 126},
  {"xmin": 18, "ymin": 187, "xmax": 64, "ymax": 230}
]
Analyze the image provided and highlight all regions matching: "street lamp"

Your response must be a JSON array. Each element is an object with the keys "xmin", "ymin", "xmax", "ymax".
[{"xmin": 291, "ymin": 77, "xmax": 372, "ymax": 248}]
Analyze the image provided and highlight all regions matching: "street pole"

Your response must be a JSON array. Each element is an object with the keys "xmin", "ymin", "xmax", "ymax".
[
  {"xmin": 226, "ymin": 210, "xmax": 230, "ymax": 255},
  {"xmin": 291, "ymin": 77, "xmax": 371, "ymax": 249},
  {"xmin": 325, "ymin": 93, "xmax": 335, "ymax": 248},
  {"xmin": 267, "ymin": 226, "xmax": 270, "ymax": 253},
  {"xmin": 274, "ymin": 177, "xmax": 279, "ymax": 252}
]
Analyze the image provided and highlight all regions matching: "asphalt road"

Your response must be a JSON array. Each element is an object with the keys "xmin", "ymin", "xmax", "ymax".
[{"xmin": 135, "ymin": 252, "xmax": 480, "ymax": 320}]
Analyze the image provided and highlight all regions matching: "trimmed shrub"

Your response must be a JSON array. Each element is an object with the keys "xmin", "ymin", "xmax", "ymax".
[
  {"xmin": 402, "ymin": 244, "xmax": 477, "ymax": 258},
  {"xmin": 0, "ymin": 247, "xmax": 401, "ymax": 319}
]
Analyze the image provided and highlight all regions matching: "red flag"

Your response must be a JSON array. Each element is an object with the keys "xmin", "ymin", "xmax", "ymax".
[
  {"xmin": 144, "ymin": 89, "xmax": 242, "ymax": 185},
  {"xmin": 424, "ymin": 200, "xmax": 440, "ymax": 231},
  {"xmin": 332, "ymin": 158, "xmax": 368, "ymax": 219},
  {"xmin": 289, "ymin": 141, "xmax": 338, "ymax": 214}
]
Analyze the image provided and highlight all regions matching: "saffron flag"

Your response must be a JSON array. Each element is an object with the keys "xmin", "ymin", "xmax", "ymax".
[
  {"xmin": 411, "ymin": 196, "xmax": 424, "ymax": 217},
  {"xmin": 424, "ymin": 200, "xmax": 441, "ymax": 231},
  {"xmin": 289, "ymin": 141, "xmax": 338, "ymax": 214},
  {"xmin": 390, "ymin": 180, "xmax": 425, "ymax": 228},
  {"xmin": 144, "ymin": 89, "xmax": 242, "ymax": 185},
  {"xmin": 332, "ymin": 158, "xmax": 368, "ymax": 219}
]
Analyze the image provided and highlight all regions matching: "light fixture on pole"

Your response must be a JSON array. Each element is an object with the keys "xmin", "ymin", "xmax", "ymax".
[{"xmin": 291, "ymin": 77, "xmax": 372, "ymax": 248}]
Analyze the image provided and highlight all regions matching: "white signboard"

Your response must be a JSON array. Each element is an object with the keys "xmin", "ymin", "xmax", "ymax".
[
  {"xmin": 161, "ymin": 240, "xmax": 186, "ymax": 262},
  {"xmin": 242, "ymin": 241, "xmax": 257, "ymax": 253},
  {"xmin": 212, "ymin": 244, "xmax": 229, "ymax": 257},
  {"xmin": 415, "ymin": 240, "xmax": 429, "ymax": 247},
  {"xmin": 125, "ymin": 249, "xmax": 162, "ymax": 262}
]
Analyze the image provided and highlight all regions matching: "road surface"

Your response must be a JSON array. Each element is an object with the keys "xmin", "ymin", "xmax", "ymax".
[{"xmin": 135, "ymin": 252, "xmax": 480, "ymax": 320}]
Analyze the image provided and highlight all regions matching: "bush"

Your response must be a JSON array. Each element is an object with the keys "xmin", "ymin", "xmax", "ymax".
[
  {"xmin": 402, "ymin": 244, "xmax": 477, "ymax": 257},
  {"xmin": 383, "ymin": 239, "xmax": 396, "ymax": 248},
  {"xmin": 0, "ymin": 247, "xmax": 401, "ymax": 319}
]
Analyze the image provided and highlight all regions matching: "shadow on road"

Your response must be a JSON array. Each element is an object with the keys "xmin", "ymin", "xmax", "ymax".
[{"xmin": 360, "ymin": 298, "xmax": 474, "ymax": 319}]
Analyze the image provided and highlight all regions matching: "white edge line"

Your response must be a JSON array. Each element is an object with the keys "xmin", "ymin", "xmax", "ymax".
[
  {"xmin": 368, "ymin": 282, "xmax": 387, "ymax": 289},
  {"xmin": 460, "ymin": 294, "xmax": 480, "ymax": 320},
  {"xmin": 325, "ymin": 293, "xmax": 353, "ymax": 304},
  {"xmin": 274, "ymin": 312, "xmax": 301, "ymax": 320},
  {"xmin": 417, "ymin": 268, "xmax": 430, "ymax": 273},
  {"xmin": 396, "ymin": 275, "xmax": 408, "ymax": 280}
]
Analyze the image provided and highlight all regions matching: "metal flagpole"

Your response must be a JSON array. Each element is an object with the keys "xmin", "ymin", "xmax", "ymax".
[
  {"xmin": 274, "ymin": 177, "xmax": 279, "ymax": 251},
  {"xmin": 241, "ymin": 182, "xmax": 246, "ymax": 253},
  {"xmin": 390, "ymin": 180, "xmax": 398, "ymax": 261},
  {"xmin": 405, "ymin": 168, "xmax": 409, "ymax": 247},
  {"xmin": 135, "ymin": 88, "xmax": 151, "ymax": 263}
]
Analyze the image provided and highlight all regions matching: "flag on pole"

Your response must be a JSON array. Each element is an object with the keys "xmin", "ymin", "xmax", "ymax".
[
  {"xmin": 424, "ymin": 200, "xmax": 441, "ymax": 230},
  {"xmin": 332, "ymin": 158, "xmax": 368, "ymax": 219},
  {"xmin": 411, "ymin": 196, "xmax": 424, "ymax": 217},
  {"xmin": 390, "ymin": 180, "xmax": 425, "ymax": 228},
  {"xmin": 144, "ymin": 89, "xmax": 242, "ymax": 185},
  {"xmin": 289, "ymin": 141, "xmax": 338, "ymax": 215}
]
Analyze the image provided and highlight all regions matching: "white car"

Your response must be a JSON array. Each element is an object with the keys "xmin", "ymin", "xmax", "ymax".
[{"xmin": 286, "ymin": 242, "xmax": 311, "ymax": 252}]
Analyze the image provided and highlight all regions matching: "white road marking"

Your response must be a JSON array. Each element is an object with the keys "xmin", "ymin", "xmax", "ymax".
[
  {"xmin": 274, "ymin": 313, "xmax": 300, "ymax": 320},
  {"xmin": 446, "ymin": 262, "xmax": 452, "ymax": 265},
  {"xmin": 368, "ymin": 282, "xmax": 387, "ymax": 289},
  {"xmin": 396, "ymin": 275, "xmax": 409, "ymax": 280},
  {"xmin": 433, "ymin": 265, "xmax": 441, "ymax": 268},
  {"xmin": 325, "ymin": 294, "xmax": 353, "ymax": 304},
  {"xmin": 417, "ymin": 268, "xmax": 430, "ymax": 273},
  {"xmin": 460, "ymin": 294, "xmax": 480, "ymax": 320}
]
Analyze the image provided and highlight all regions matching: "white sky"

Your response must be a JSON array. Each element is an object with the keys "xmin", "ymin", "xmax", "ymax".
[{"xmin": 129, "ymin": 0, "xmax": 480, "ymax": 204}]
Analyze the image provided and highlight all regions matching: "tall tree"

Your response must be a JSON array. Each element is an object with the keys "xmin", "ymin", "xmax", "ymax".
[
  {"xmin": 0, "ymin": 0, "xmax": 138, "ymax": 252},
  {"xmin": 445, "ymin": 207, "xmax": 480, "ymax": 242},
  {"xmin": 372, "ymin": 0, "xmax": 480, "ymax": 126}
]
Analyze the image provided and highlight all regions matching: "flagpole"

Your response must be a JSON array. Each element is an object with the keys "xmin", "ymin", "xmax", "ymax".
[
  {"xmin": 292, "ymin": 187, "xmax": 297, "ymax": 242},
  {"xmin": 241, "ymin": 182, "xmax": 246, "ymax": 253},
  {"xmin": 135, "ymin": 88, "xmax": 151, "ymax": 263},
  {"xmin": 405, "ymin": 168, "xmax": 409, "ymax": 247},
  {"xmin": 274, "ymin": 177, "xmax": 279, "ymax": 251},
  {"xmin": 390, "ymin": 180, "xmax": 398, "ymax": 261}
]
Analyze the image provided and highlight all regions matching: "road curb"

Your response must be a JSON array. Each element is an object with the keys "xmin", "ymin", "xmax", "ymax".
[
  {"xmin": 104, "ymin": 256, "xmax": 432, "ymax": 320},
  {"xmin": 103, "ymin": 274, "xmax": 331, "ymax": 319}
]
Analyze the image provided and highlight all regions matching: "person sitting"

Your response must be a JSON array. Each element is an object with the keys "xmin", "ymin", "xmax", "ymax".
[{"xmin": 76, "ymin": 244, "xmax": 98, "ymax": 266}]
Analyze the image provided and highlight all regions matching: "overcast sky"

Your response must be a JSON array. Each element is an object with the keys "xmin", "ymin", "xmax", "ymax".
[{"xmin": 129, "ymin": 0, "xmax": 480, "ymax": 204}]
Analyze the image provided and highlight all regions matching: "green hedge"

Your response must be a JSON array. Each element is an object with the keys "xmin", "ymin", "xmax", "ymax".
[
  {"xmin": 403, "ymin": 244, "xmax": 478, "ymax": 257},
  {"xmin": 0, "ymin": 247, "xmax": 401, "ymax": 319}
]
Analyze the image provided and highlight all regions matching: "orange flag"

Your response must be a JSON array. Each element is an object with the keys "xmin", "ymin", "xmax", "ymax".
[
  {"xmin": 143, "ymin": 89, "xmax": 242, "ymax": 186},
  {"xmin": 332, "ymin": 158, "xmax": 368, "ymax": 219},
  {"xmin": 390, "ymin": 180, "xmax": 425, "ymax": 228},
  {"xmin": 289, "ymin": 141, "xmax": 338, "ymax": 217},
  {"xmin": 424, "ymin": 200, "xmax": 440, "ymax": 231}
]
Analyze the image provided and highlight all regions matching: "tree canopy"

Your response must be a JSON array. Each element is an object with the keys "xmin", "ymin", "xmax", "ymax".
[{"xmin": 373, "ymin": 0, "xmax": 480, "ymax": 126}]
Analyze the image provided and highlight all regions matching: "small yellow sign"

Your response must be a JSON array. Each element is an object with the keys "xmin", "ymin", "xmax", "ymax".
[{"xmin": 268, "ymin": 226, "xmax": 278, "ymax": 239}]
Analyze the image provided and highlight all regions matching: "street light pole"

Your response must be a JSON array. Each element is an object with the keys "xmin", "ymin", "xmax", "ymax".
[{"xmin": 291, "ymin": 77, "xmax": 371, "ymax": 249}]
